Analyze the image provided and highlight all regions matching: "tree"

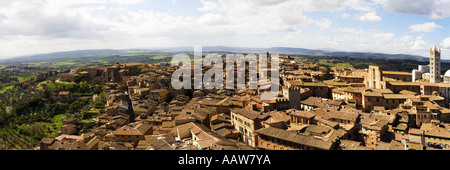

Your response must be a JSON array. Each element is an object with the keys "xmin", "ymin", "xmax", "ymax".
[
  {"xmin": 98, "ymin": 91, "xmax": 107, "ymax": 104},
  {"xmin": 319, "ymin": 65, "xmax": 335, "ymax": 81}
]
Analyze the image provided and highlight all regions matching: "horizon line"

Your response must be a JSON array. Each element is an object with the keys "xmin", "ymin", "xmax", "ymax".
[{"xmin": 0, "ymin": 45, "xmax": 431, "ymax": 61}]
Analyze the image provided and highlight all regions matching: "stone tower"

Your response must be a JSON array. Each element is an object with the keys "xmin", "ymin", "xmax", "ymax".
[
  {"xmin": 430, "ymin": 45, "xmax": 441, "ymax": 83},
  {"xmin": 282, "ymin": 86, "xmax": 302, "ymax": 109},
  {"xmin": 367, "ymin": 65, "xmax": 382, "ymax": 89}
]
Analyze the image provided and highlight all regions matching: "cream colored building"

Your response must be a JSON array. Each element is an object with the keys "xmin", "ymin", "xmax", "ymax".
[{"xmin": 230, "ymin": 108, "xmax": 262, "ymax": 147}]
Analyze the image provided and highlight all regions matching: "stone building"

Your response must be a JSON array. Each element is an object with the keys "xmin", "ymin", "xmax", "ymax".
[
  {"xmin": 102, "ymin": 62, "xmax": 142, "ymax": 83},
  {"xmin": 421, "ymin": 121, "xmax": 450, "ymax": 149},
  {"xmin": 230, "ymin": 108, "xmax": 262, "ymax": 147},
  {"xmin": 282, "ymin": 86, "xmax": 303, "ymax": 109},
  {"xmin": 366, "ymin": 65, "xmax": 412, "ymax": 89},
  {"xmin": 113, "ymin": 123, "xmax": 153, "ymax": 147},
  {"xmin": 58, "ymin": 91, "xmax": 73, "ymax": 103}
]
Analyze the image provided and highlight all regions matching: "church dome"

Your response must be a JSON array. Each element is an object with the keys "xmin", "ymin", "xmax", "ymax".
[{"xmin": 444, "ymin": 70, "xmax": 450, "ymax": 77}]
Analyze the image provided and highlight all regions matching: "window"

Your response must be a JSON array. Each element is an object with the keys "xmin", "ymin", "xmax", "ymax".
[
  {"xmin": 373, "ymin": 68, "xmax": 376, "ymax": 78},
  {"xmin": 246, "ymin": 122, "xmax": 251, "ymax": 127}
]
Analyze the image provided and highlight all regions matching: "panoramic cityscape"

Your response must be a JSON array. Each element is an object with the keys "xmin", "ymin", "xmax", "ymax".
[{"xmin": 1, "ymin": 0, "xmax": 450, "ymax": 153}]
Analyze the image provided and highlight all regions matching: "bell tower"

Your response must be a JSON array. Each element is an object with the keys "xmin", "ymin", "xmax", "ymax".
[{"xmin": 430, "ymin": 45, "xmax": 441, "ymax": 83}]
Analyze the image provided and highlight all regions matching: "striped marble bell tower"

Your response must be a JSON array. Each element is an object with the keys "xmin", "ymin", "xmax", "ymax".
[{"xmin": 430, "ymin": 45, "xmax": 441, "ymax": 83}]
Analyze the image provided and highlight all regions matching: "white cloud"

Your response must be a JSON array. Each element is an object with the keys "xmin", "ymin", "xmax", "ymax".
[
  {"xmin": 109, "ymin": 0, "xmax": 142, "ymax": 5},
  {"xmin": 198, "ymin": 0, "xmax": 223, "ymax": 12},
  {"xmin": 298, "ymin": 0, "xmax": 376, "ymax": 12},
  {"xmin": 341, "ymin": 13, "xmax": 350, "ymax": 19},
  {"xmin": 354, "ymin": 12, "xmax": 382, "ymax": 22},
  {"xmin": 0, "ymin": 0, "xmax": 445, "ymax": 59},
  {"xmin": 314, "ymin": 18, "xmax": 332, "ymax": 30},
  {"xmin": 197, "ymin": 0, "xmax": 315, "ymax": 35},
  {"xmin": 441, "ymin": 37, "xmax": 450, "ymax": 49},
  {"xmin": 409, "ymin": 22, "xmax": 443, "ymax": 32},
  {"xmin": 277, "ymin": 25, "xmax": 431, "ymax": 57},
  {"xmin": 373, "ymin": 0, "xmax": 450, "ymax": 19},
  {"xmin": 411, "ymin": 36, "xmax": 428, "ymax": 50}
]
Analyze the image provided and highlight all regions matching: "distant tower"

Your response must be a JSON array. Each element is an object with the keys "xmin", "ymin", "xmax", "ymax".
[{"xmin": 430, "ymin": 45, "xmax": 441, "ymax": 83}]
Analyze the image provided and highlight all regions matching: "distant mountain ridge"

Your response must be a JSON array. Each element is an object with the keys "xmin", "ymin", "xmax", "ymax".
[
  {"xmin": 0, "ymin": 46, "xmax": 435, "ymax": 65},
  {"xmin": 126, "ymin": 46, "xmax": 431, "ymax": 62}
]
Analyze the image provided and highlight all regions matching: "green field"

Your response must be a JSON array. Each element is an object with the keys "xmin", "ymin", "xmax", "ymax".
[
  {"xmin": 53, "ymin": 62, "xmax": 77, "ymax": 66},
  {"xmin": 151, "ymin": 55, "xmax": 171, "ymax": 60},
  {"xmin": 43, "ymin": 114, "xmax": 67, "ymax": 138},
  {"xmin": 25, "ymin": 62, "xmax": 47, "ymax": 67},
  {"xmin": 10, "ymin": 74, "xmax": 34, "ymax": 82},
  {"xmin": 317, "ymin": 59, "xmax": 353, "ymax": 69},
  {"xmin": 0, "ymin": 85, "xmax": 13, "ymax": 94}
]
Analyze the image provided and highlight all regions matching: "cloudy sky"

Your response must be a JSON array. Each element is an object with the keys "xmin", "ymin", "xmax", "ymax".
[{"xmin": 1, "ymin": 0, "xmax": 450, "ymax": 59}]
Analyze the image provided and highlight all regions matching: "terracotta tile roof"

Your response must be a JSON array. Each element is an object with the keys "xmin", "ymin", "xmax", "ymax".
[
  {"xmin": 387, "ymin": 81, "xmax": 420, "ymax": 86},
  {"xmin": 255, "ymin": 127, "xmax": 334, "ymax": 150},
  {"xmin": 174, "ymin": 122, "xmax": 238, "ymax": 149},
  {"xmin": 231, "ymin": 108, "xmax": 260, "ymax": 120},
  {"xmin": 382, "ymin": 71, "xmax": 412, "ymax": 76},
  {"xmin": 340, "ymin": 140, "xmax": 372, "ymax": 150},
  {"xmin": 327, "ymin": 109, "xmax": 360, "ymax": 121},
  {"xmin": 144, "ymin": 134, "xmax": 176, "ymax": 150},
  {"xmin": 41, "ymin": 138, "xmax": 55, "ymax": 145},
  {"xmin": 114, "ymin": 124, "xmax": 153, "ymax": 136},
  {"xmin": 342, "ymin": 87, "xmax": 363, "ymax": 93},
  {"xmin": 383, "ymin": 94, "xmax": 415, "ymax": 99},
  {"xmin": 291, "ymin": 110, "xmax": 316, "ymax": 119},
  {"xmin": 58, "ymin": 91, "xmax": 71, "ymax": 95},
  {"xmin": 424, "ymin": 101, "xmax": 439, "ymax": 110},
  {"xmin": 421, "ymin": 123, "xmax": 450, "ymax": 139},
  {"xmin": 409, "ymin": 128, "xmax": 423, "ymax": 135},
  {"xmin": 399, "ymin": 90, "xmax": 418, "ymax": 95}
]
